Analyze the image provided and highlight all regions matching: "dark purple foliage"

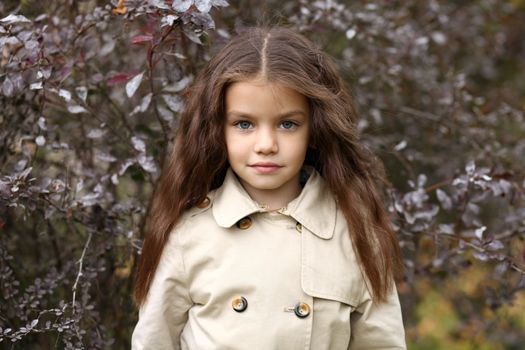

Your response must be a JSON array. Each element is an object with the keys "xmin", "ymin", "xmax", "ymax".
[{"xmin": 1, "ymin": 0, "xmax": 524, "ymax": 348}]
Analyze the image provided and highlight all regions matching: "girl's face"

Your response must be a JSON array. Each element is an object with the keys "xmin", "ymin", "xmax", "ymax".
[{"xmin": 224, "ymin": 77, "xmax": 310, "ymax": 205}]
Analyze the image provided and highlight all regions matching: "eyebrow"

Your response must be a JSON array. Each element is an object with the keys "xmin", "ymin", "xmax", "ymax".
[{"xmin": 226, "ymin": 110, "xmax": 308, "ymax": 119}]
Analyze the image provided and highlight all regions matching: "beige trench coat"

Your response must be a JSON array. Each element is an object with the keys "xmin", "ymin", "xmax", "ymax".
[{"xmin": 131, "ymin": 167, "xmax": 406, "ymax": 349}]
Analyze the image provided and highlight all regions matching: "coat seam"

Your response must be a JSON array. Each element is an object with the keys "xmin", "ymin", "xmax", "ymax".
[{"xmin": 174, "ymin": 217, "xmax": 195, "ymax": 305}]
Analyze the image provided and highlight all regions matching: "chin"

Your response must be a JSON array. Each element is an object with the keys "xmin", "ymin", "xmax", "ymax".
[{"xmin": 246, "ymin": 179, "xmax": 282, "ymax": 190}]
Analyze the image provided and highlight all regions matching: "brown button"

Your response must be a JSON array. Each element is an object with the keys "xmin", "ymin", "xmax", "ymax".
[
  {"xmin": 236, "ymin": 216, "xmax": 252, "ymax": 230},
  {"xmin": 296, "ymin": 222, "xmax": 302, "ymax": 233},
  {"xmin": 294, "ymin": 302, "xmax": 310, "ymax": 318},
  {"xmin": 196, "ymin": 196, "xmax": 210, "ymax": 208},
  {"xmin": 232, "ymin": 296, "xmax": 248, "ymax": 312}
]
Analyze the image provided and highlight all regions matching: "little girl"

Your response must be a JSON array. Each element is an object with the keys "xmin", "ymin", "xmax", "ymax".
[{"xmin": 132, "ymin": 25, "xmax": 406, "ymax": 349}]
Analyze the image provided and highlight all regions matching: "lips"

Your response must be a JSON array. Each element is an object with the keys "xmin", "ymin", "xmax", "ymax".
[
  {"xmin": 250, "ymin": 162, "xmax": 281, "ymax": 167},
  {"xmin": 249, "ymin": 162, "xmax": 282, "ymax": 174}
]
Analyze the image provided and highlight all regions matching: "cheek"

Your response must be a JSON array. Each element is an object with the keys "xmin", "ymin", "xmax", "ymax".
[
  {"xmin": 226, "ymin": 131, "xmax": 243, "ymax": 146},
  {"xmin": 225, "ymin": 134, "xmax": 247, "ymax": 159},
  {"xmin": 291, "ymin": 131, "xmax": 310, "ymax": 154},
  {"xmin": 224, "ymin": 129, "xmax": 235, "ymax": 150}
]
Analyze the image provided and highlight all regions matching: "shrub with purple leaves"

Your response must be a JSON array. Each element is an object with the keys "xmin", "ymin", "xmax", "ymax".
[{"xmin": 1, "ymin": 0, "xmax": 524, "ymax": 348}]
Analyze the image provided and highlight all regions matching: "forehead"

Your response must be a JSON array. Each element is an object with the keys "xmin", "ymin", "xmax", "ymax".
[{"xmin": 225, "ymin": 79, "xmax": 309, "ymax": 116}]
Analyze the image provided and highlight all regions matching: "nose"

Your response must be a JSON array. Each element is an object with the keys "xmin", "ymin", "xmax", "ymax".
[{"xmin": 253, "ymin": 126, "xmax": 278, "ymax": 154}]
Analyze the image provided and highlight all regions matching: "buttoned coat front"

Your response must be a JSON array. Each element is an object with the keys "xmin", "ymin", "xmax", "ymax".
[{"xmin": 131, "ymin": 167, "xmax": 406, "ymax": 349}]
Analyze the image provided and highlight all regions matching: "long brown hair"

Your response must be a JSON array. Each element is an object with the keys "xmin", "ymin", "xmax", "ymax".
[{"xmin": 134, "ymin": 25, "xmax": 404, "ymax": 307}]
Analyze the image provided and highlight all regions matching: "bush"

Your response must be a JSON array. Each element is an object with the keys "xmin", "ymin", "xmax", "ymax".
[{"xmin": 1, "ymin": 0, "xmax": 524, "ymax": 348}]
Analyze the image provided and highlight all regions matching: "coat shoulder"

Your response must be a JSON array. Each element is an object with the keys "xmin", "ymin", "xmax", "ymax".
[
  {"xmin": 173, "ymin": 189, "xmax": 218, "ymax": 237},
  {"xmin": 182, "ymin": 189, "xmax": 218, "ymax": 218},
  {"xmin": 168, "ymin": 189, "xmax": 222, "ymax": 258}
]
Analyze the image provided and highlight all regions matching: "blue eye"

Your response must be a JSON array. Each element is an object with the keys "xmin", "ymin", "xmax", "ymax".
[
  {"xmin": 236, "ymin": 121, "xmax": 252, "ymax": 129},
  {"xmin": 281, "ymin": 121, "xmax": 297, "ymax": 129}
]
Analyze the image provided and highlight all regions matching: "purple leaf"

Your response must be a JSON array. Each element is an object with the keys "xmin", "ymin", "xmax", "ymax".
[
  {"xmin": 474, "ymin": 226, "xmax": 486, "ymax": 240},
  {"xmin": 131, "ymin": 34, "xmax": 154, "ymax": 44},
  {"xmin": 436, "ymin": 189, "xmax": 452, "ymax": 210},
  {"xmin": 2, "ymin": 77, "xmax": 14, "ymax": 97},
  {"xmin": 173, "ymin": 0, "xmax": 193, "ymax": 12},
  {"xmin": 106, "ymin": 72, "xmax": 138, "ymax": 86},
  {"xmin": 0, "ymin": 14, "xmax": 31, "ymax": 24},
  {"xmin": 126, "ymin": 72, "xmax": 144, "ymax": 98}
]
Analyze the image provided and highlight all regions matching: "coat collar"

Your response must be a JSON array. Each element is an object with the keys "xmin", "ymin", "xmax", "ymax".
[{"xmin": 211, "ymin": 166, "xmax": 337, "ymax": 240}]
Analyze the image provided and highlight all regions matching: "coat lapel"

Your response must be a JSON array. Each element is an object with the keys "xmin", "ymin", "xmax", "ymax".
[{"xmin": 211, "ymin": 166, "xmax": 336, "ymax": 240}]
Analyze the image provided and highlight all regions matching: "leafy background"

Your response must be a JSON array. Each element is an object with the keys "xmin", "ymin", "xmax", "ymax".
[{"xmin": 1, "ymin": 0, "xmax": 524, "ymax": 349}]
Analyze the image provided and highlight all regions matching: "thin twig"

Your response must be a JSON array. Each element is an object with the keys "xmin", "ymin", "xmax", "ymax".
[
  {"xmin": 72, "ymin": 231, "xmax": 93, "ymax": 314},
  {"xmin": 399, "ymin": 106, "xmax": 441, "ymax": 122}
]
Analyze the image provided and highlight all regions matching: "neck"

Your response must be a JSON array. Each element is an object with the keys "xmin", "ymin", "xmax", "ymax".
[{"xmin": 240, "ymin": 176, "xmax": 302, "ymax": 211}]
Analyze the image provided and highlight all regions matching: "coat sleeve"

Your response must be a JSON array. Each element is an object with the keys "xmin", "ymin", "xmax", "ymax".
[
  {"xmin": 131, "ymin": 229, "xmax": 193, "ymax": 350},
  {"xmin": 348, "ymin": 282, "xmax": 407, "ymax": 350}
]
